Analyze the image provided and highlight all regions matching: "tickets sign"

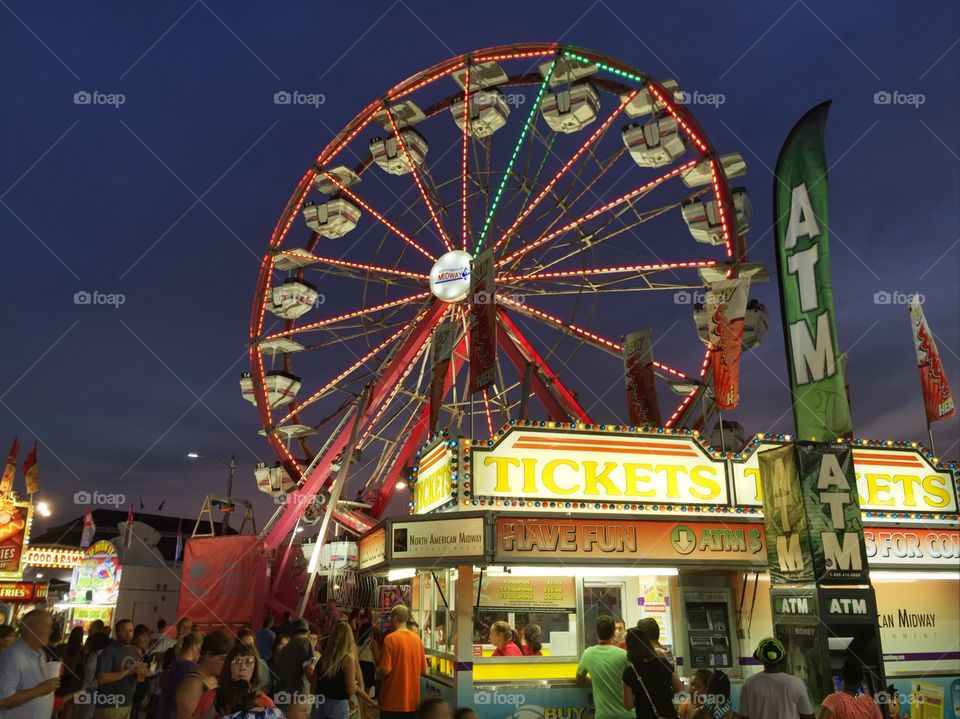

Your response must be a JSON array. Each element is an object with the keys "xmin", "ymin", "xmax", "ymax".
[
  {"xmin": 473, "ymin": 428, "xmax": 728, "ymax": 507},
  {"xmin": 732, "ymin": 443, "xmax": 958, "ymax": 514},
  {"xmin": 413, "ymin": 441, "xmax": 454, "ymax": 514}
]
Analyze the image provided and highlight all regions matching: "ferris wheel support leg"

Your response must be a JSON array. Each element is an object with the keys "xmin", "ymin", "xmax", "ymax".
[
  {"xmin": 264, "ymin": 300, "xmax": 447, "ymax": 550},
  {"xmin": 369, "ymin": 334, "xmax": 468, "ymax": 518},
  {"xmin": 496, "ymin": 309, "xmax": 592, "ymax": 423}
]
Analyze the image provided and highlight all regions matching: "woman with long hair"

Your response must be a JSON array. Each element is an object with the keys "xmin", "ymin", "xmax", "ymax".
[
  {"xmin": 356, "ymin": 623, "xmax": 380, "ymax": 698},
  {"xmin": 56, "ymin": 626, "xmax": 86, "ymax": 719},
  {"xmin": 622, "ymin": 627, "xmax": 682, "ymax": 719},
  {"xmin": 76, "ymin": 631, "xmax": 111, "ymax": 719},
  {"xmin": 313, "ymin": 621, "xmax": 372, "ymax": 719},
  {"xmin": 817, "ymin": 657, "xmax": 882, "ymax": 719},
  {"xmin": 193, "ymin": 640, "xmax": 275, "ymax": 717},
  {"xmin": 489, "ymin": 621, "xmax": 522, "ymax": 657},
  {"xmin": 521, "ymin": 625, "xmax": 543, "ymax": 656}
]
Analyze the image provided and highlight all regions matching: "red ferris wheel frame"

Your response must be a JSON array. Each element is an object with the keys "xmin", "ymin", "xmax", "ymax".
[{"xmin": 248, "ymin": 42, "xmax": 748, "ymax": 550}]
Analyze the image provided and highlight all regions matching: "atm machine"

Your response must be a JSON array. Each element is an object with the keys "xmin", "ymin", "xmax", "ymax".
[
  {"xmin": 681, "ymin": 587, "xmax": 737, "ymax": 670},
  {"xmin": 770, "ymin": 585, "xmax": 889, "ymax": 718}
]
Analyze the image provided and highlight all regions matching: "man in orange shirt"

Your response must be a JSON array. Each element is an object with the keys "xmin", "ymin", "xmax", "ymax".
[{"xmin": 378, "ymin": 604, "xmax": 428, "ymax": 719}]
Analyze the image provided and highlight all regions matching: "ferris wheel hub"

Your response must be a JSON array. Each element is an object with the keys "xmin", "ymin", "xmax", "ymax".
[{"xmin": 429, "ymin": 250, "xmax": 473, "ymax": 303}]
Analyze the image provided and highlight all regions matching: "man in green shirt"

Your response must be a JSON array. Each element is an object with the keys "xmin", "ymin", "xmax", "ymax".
[{"xmin": 576, "ymin": 615, "xmax": 633, "ymax": 719}]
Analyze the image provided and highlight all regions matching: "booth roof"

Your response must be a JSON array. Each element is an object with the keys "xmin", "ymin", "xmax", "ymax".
[{"xmin": 32, "ymin": 509, "xmax": 237, "ymax": 562}]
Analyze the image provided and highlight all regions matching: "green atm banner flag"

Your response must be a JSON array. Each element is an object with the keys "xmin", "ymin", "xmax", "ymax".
[
  {"xmin": 774, "ymin": 102, "xmax": 852, "ymax": 441},
  {"xmin": 758, "ymin": 446, "xmax": 814, "ymax": 584},
  {"xmin": 795, "ymin": 443, "xmax": 869, "ymax": 584}
]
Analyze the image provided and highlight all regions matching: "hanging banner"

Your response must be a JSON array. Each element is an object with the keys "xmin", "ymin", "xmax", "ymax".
[
  {"xmin": 429, "ymin": 321, "xmax": 457, "ymax": 432},
  {"xmin": 177, "ymin": 536, "xmax": 268, "ymax": 626},
  {"xmin": 910, "ymin": 296, "xmax": 956, "ymax": 423},
  {"xmin": 623, "ymin": 330, "xmax": 661, "ymax": 425},
  {"xmin": 469, "ymin": 249, "xmax": 496, "ymax": 394},
  {"xmin": 773, "ymin": 101, "xmax": 852, "ymax": 441},
  {"xmin": 796, "ymin": 443, "xmax": 869, "ymax": 584},
  {"xmin": 0, "ymin": 499, "xmax": 31, "ymax": 579},
  {"xmin": 758, "ymin": 446, "xmax": 815, "ymax": 584},
  {"xmin": 731, "ymin": 442, "xmax": 959, "ymax": 516},
  {"xmin": 705, "ymin": 279, "xmax": 750, "ymax": 410}
]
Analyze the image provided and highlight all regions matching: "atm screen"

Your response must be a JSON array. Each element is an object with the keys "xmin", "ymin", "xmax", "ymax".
[{"xmin": 688, "ymin": 609, "xmax": 711, "ymax": 630}]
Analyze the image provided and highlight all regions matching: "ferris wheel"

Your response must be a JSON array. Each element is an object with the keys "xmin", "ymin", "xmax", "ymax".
[{"xmin": 243, "ymin": 43, "xmax": 768, "ymax": 547}]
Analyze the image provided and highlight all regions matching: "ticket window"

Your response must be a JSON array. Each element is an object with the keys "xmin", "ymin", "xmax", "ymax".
[
  {"xmin": 682, "ymin": 588, "xmax": 735, "ymax": 669},
  {"xmin": 472, "ymin": 571, "xmax": 579, "ymax": 657}
]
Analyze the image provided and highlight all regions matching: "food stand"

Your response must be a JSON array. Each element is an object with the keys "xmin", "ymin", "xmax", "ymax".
[{"xmin": 357, "ymin": 423, "xmax": 960, "ymax": 718}]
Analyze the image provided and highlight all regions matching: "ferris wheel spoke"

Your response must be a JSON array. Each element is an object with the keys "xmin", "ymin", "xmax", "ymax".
[
  {"xmin": 316, "ymin": 172, "xmax": 436, "ymax": 261},
  {"xmin": 461, "ymin": 64, "xmax": 471, "ymax": 250},
  {"xmin": 497, "ymin": 308, "xmax": 591, "ymax": 423},
  {"xmin": 279, "ymin": 251, "xmax": 430, "ymax": 283},
  {"xmin": 475, "ymin": 55, "xmax": 559, "ymax": 253},
  {"xmin": 500, "ymin": 260, "xmax": 718, "ymax": 283},
  {"xmin": 262, "ymin": 292, "xmax": 430, "ymax": 341},
  {"xmin": 275, "ymin": 300, "xmax": 438, "ymax": 426},
  {"xmin": 665, "ymin": 350, "xmax": 714, "ymax": 429},
  {"xmin": 498, "ymin": 295, "xmax": 690, "ymax": 382},
  {"xmin": 497, "ymin": 159, "xmax": 700, "ymax": 269},
  {"xmin": 491, "ymin": 89, "xmax": 640, "ymax": 255},
  {"xmin": 383, "ymin": 105, "xmax": 454, "ymax": 252}
]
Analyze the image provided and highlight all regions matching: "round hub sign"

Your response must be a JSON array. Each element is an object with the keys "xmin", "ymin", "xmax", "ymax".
[{"xmin": 429, "ymin": 250, "xmax": 472, "ymax": 303}]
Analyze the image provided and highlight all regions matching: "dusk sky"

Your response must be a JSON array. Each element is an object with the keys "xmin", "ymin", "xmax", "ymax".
[{"xmin": 2, "ymin": 1, "xmax": 957, "ymax": 531}]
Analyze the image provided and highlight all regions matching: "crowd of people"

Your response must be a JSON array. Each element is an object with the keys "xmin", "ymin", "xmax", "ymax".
[
  {"xmin": 1, "ymin": 606, "xmax": 890, "ymax": 719},
  {"xmin": 575, "ymin": 615, "xmax": 886, "ymax": 719},
  {"xmin": 0, "ymin": 604, "xmax": 479, "ymax": 719}
]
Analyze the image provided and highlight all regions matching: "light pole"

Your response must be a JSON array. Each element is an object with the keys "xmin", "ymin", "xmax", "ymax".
[{"xmin": 187, "ymin": 452, "xmax": 237, "ymax": 533}]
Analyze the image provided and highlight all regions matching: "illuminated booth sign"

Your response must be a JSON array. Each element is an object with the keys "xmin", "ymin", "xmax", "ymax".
[
  {"xmin": 417, "ymin": 425, "xmax": 959, "ymax": 521},
  {"xmin": 69, "ymin": 540, "xmax": 121, "ymax": 604},
  {"xmin": 0, "ymin": 580, "xmax": 48, "ymax": 603},
  {"xmin": 732, "ymin": 442, "xmax": 957, "ymax": 514},
  {"xmin": 0, "ymin": 499, "xmax": 32, "ymax": 579},
  {"xmin": 473, "ymin": 429, "xmax": 728, "ymax": 507}
]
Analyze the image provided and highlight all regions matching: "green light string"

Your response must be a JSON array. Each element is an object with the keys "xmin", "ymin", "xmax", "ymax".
[
  {"xmin": 516, "ymin": 132, "xmax": 555, "ymax": 219},
  {"xmin": 474, "ymin": 55, "xmax": 558, "ymax": 257},
  {"xmin": 561, "ymin": 50, "xmax": 646, "ymax": 84}
]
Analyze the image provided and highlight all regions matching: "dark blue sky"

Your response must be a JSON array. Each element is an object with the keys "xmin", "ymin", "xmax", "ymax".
[{"xmin": 2, "ymin": 1, "xmax": 957, "ymax": 530}]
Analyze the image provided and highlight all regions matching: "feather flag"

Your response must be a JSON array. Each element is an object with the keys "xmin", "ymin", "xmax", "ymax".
[
  {"xmin": 910, "ymin": 296, "xmax": 955, "ymax": 423},
  {"xmin": 175, "ymin": 519, "xmax": 184, "ymax": 563},
  {"xmin": 23, "ymin": 442, "xmax": 39, "ymax": 495},
  {"xmin": 1, "ymin": 438, "xmax": 18, "ymax": 495},
  {"xmin": 80, "ymin": 509, "xmax": 96, "ymax": 549}
]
